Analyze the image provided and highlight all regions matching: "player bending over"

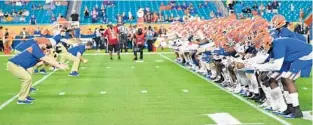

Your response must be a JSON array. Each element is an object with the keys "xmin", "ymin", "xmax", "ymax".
[{"xmin": 7, "ymin": 43, "xmax": 68, "ymax": 104}]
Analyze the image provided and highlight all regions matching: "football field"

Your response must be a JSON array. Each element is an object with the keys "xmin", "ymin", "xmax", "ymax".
[{"xmin": 0, "ymin": 53, "xmax": 311, "ymax": 125}]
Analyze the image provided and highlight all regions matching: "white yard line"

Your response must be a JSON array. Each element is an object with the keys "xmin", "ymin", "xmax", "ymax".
[
  {"xmin": 207, "ymin": 112, "xmax": 242, "ymax": 125},
  {"xmin": 159, "ymin": 53, "xmax": 292, "ymax": 125},
  {"xmin": 0, "ymin": 70, "xmax": 57, "ymax": 110}
]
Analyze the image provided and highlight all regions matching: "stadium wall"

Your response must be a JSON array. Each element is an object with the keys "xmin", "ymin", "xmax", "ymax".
[{"xmin": 1, "ymin": 23, "xmax": 172, "ymax": 36}]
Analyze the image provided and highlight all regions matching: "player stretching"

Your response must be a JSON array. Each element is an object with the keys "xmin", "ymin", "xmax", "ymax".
[
  {"xmin": 7, "ymin": 43, "xmax": 68, "ymax": 104},
  {"xmin": 66, "ymin": 42, "xmax": 93, "ymax": 76}
]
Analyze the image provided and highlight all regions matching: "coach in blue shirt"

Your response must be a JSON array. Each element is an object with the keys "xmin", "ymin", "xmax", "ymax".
[{"xmin": 7, "ymin": 43, "xmax": 67, "ymax": 104}]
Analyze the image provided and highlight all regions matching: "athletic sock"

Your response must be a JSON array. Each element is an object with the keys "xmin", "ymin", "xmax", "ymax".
[
  {"xmin": 289, "ymin": 92, "xmax": 300, "ymax": 107},
  {"xmin": 283, "ymin": 91, "xmax": 292, "ymax": 104},
  {"xmin": 271, "ymin": 87, "xmax": 287, "ymax": 112}
]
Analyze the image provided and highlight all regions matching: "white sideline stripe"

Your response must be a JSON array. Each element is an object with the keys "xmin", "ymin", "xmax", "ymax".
[
  {"xmin": 0, "ymin": 70, "xmax": 57, "ymax": 110},
  {"xmin": 205, "ymin": 123, "xmax": 264, "ymax": 125},
  {"xmin": 208, "ymin": 112, "xmax": 242, "ymax": 125},
  {"xmin": 159, "ymin": 53, "xmax": 292, "ymax": 125},
  {"xmin": 100, "ymin": 91, "xmax": 107, "ymax": 95}
]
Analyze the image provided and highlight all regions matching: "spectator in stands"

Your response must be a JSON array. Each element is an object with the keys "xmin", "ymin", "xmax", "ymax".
[
  {"xmin": 20, "ymin": 15, "xmax": 26, "ymax": 22},
  {"xmin": 30, "ymin": 15, "xmax": 36, "ymax": 25},
  {"xmin": 271, "ymin": 0, "xmax": 279, "ymax": 13},
  {"xmin": 158, "ymin": 12, "xmax": 164, "ymax": 23},
  {"xmin": 71, "ymin": 10, "xmax": 79, "ymax": 21},
  {"xmin": 144, "ymin": 12, "xmax": 151, "ymax": 23},
  {"xmin": 117, "ymin": 14, "xmax": 122, "ymax": 24},
  {"xmin": 300, "ymin": 8, "xmax": 304, "ymax": 20},
  {"xmin": 92, "ymin": 8, "xmax": 98, "ymax": 23},
  {"xmin": 152, "ymin": 12, "xmax": 158, "ymax": 23},
  {"xmin": 22, "ymin": 9, "xmax": 29, "ymax": 17},
  {"xmin": 198, "ymin": 3, "xmax": 203, "ymax": 8},
  {"xmin": 169, "ymin": 13, "xmax": 174, "ymax": 22},
  {"xmin": 84, "ymin": 6, "xmax": 90, "ymax": 17},
  {"xmin": 102, "ymin": 13, "xmax": 108, "ymax": 24},
  {"xmin": 34, "ymin": 26, "xmax": 41, "ymax": 37},
  {"xmin": 266, "ymin": 3, "xmax": 272, "ymax": 13},
  {"xmin": 182, "ymin": 2, "xmax": 187, "ymax": 10},
  {"xmin": 100, "ymin": 4, "xmax": 106, "ymax": 17},
  {"xmin": 51, "ymin": 14, "xmax": 56, "ymax": 23},
  {"xmin": 203, "ymin": 1, "xmax": 209, "ymax": 8},
  {"xmin": 290, "ymin": 3, "xmax": 294, "ymax": 12},
  {"xmin": 210, "ymin": 11, "xmax": 215, "ymax": 19},
  {"xmin": 145, "ymin": 6, "xmax": 150, "ymax": 13},
  {"xmin": 259, "ymin": 3, "xmax": 265, "ymax": 16},
  {"xmin": 128, "ymin": 10, "xmax": 133, "ymax": 22},
  {"xmin": 122, "ymin": 12, "xmax": 128, "ymax": 22},
  {"xmin": 160, "ymin": 2, "xmax": 165, "ymax": 11},
  {"xmin": 19, "ymin": 28, "xmax": 29, "ymax": 39},
  {"xmin": 164, "ymin": 15, "xmax": 169, "ymax": 22}
]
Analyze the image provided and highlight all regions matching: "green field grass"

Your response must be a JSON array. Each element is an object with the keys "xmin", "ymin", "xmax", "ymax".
[{"xmin": 0, "ymin": 53, "xmax": 311, "ymax": 125}]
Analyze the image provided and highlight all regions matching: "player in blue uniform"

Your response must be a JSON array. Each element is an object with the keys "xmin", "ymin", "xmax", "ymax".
[
  {"xmin": 64, "ymin": 42, "xmax": 93, "ymax": 76},
  {"xmin": 271, "ymin": 14, "xmax": 306, "ymax": 42},
  {"xmin": 253, "ymin": 36, "xmax": 312, "ymax": 118},
  {"xmin": 7, "ymin": 43, "xmax": 68, "ymax": 104}
]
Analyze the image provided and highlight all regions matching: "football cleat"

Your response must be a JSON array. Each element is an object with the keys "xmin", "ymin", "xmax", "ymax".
[
  {"xmin": 69, "ymin": 71, "xmax": 80, "ymax": 77},
  {"xmin": 34, "ymin": 69, "xmax": 39, "ymax": 74},
  {"xmin": 17, "ymin": 100, "xmax": 33, "ymax": 104},
  {"xmin": 39, "ymin": 69, "xmax": 47, "ymax": 75},
  {"xmin": 26, "ymin": 96, "xmax": 36, "ymax": 101},
  {"xmin": 29, "ymin": 87, "xmax": 37, "ymax": 93},
  {"xmin": 284, "ymin": 107, "xmax": 303, "ymax": 118}
]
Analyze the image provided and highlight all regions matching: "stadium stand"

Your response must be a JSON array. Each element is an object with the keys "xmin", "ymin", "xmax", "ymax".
[
  {"xmin": 0, "ymin": 0, "xmax": 68, "ymax": 24},
  {"xmin": 229, "ymin": 0, "xmax": 312, "ymax": 22}
]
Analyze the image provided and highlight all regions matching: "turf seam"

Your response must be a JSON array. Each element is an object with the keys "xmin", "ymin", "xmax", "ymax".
[
  {"xmin": 0, "ymin": 69, "xmax": 57, "ymax": 110},
  {"xmin": 159, "ymin": 53, "xmax": 292, "ymax": 125}
]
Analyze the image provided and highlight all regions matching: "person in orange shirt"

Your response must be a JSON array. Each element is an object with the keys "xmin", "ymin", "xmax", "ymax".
[{"xmin": 153, "ymin": 12, "xmax": 159, "ymax": 23}]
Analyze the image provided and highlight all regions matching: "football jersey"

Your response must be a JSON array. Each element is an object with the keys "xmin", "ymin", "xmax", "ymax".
[
  {"xmin": 272, "ymin": 37, "xmax": 312, "ymax": 62},
  {"xmin": 9, "ymin": 44, "xmax": 45, "ymax": 69},
  {"xmin": 68, "ymin": 45, "xmax": 86, "ymax": 56},
  {"xmin": 15, "ymin": 39, "xmax": 37, "ymax": 51}
]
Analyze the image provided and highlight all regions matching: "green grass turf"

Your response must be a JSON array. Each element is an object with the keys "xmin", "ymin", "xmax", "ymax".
[{"xmin": 0, "ymin": 54, "xmax": 311, "ymax": 125}]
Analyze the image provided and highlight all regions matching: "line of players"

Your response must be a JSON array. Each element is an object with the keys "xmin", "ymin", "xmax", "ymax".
[
  {"xmin": 7, "ymin": 28, "xmax": 93, "ymax": 104},
  {"xmin": 7, "ymin": 24, "xmax": 150, "ymax": 105},
  {"xmin": 168, "ymin": 14, "xmax": 312, "ymax": 118}
]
